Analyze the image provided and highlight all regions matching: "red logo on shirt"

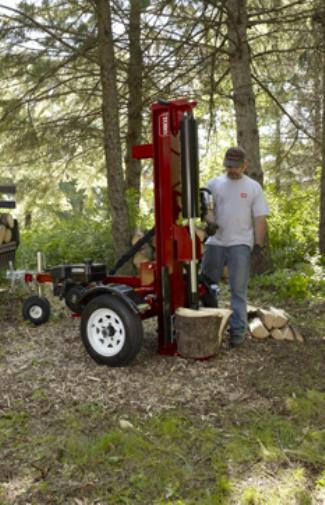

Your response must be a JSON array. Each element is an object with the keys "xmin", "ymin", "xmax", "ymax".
[{"xmin": 241, "ymin": 192, "xmax": 247, "ymax": 198}]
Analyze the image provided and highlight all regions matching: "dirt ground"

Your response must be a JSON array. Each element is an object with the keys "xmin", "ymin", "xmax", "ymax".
[
  {"xmin": 1, "ymin": 292, "xmax": 324, "ymax": 418},
  {"xmin": 0, "ymin": 290, "xmax": 325, "ymax": 504}
]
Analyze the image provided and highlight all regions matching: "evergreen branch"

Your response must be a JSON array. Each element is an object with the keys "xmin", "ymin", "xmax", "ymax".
[
  {"xmin": 0, "ymin": 3, "xmax": 96, "ymax": 63},
  {"xmin": 251, "ymin": 72, "xmax": 321, "ymax": 146},
  {"xmin": 0, "ymin": 49, "xmax": 95, "ymax": 123},
  {"xmin": 248, "ymin": 1, "xmax": 312, "ymax": 19},
  {"xmin": 253, "ymin": 46, "xmax": 321, "ymax": 59}
]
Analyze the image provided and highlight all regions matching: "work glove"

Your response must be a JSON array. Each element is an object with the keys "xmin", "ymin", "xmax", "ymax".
[
  {"xmin": 205, "ymin": 221, "xmax": 218, "ymax": 236},
  {"xmin": 251, "ymin": 244, "xmax": 265, "ymax": 274},
  {"xmin": 253, "ymin": 244, "xmax": 264, "ymax": 259}
]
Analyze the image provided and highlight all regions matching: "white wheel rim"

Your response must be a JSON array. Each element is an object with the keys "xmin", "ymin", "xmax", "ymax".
[
  {"xmin": 30, "ymin": 305, "xmax": 43, "ymax": 319},
  {"xmin": 87, "ymin": 308, "xmax": 126, "ymax": 357}
]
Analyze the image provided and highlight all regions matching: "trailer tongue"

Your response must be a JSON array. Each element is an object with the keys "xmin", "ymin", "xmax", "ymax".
[{"xmin": 23, "ymin": 99, "xmax": 218, "ymax": 366}]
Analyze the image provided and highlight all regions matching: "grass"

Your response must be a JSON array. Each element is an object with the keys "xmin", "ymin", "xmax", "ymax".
[
  {"xmin": 0, "ymin": 410, "xmax": 29, "ymax": 445},
  {"xmin": 1, "ymin": 390, "xmax": 325, "ymax": 504}
]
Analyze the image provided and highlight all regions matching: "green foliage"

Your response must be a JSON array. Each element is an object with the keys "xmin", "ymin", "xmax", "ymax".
[
  {"xmin": 13, "ymin": 175, "xmax": 117, "ymax": 268},
  {"xmin": 267, "ymin": 184, "xmax": 319, "ymax": 269},
  {"xmin": 17, "ymin": 214, "xmax": 115, "ymax": 269},
  {"xmin": 250, "ymin": 264, "xmax": 325, "ymax": 301},
  {"xmin": 250, "ymin": 183, "xmax": 324, "ymax": 302},
  {"xmin": 316, "ymin": 470, "xmax": 325, "ymax": 488},
  {"xmin": 57, "ymin": 179, "xmax": 86, "ymax": 216}
]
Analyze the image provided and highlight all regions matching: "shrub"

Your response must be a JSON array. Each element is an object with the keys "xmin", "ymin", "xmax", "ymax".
[
  {"xmin": 250, "ymin": 267, "xmax": 325, "ymax": 301},
  {"xmin": 17, "ymin": 214, "xmax": 115, "ymax": 269},
  {"xmin": 266, "ymin": 184, "xmax": 319, "ymax": 268}
]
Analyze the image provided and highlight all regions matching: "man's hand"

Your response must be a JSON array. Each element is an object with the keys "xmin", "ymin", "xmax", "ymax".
[
  {"xmin": 205, "ymin": 222, "xmax": 218, "ymax": 236},
  {"xmin": 252, "ymin": 244, "xmax": 265, "ymax": 262}
]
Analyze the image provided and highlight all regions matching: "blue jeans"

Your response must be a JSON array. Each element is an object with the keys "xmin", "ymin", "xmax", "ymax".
[{"xmin": 201, "ymin": 244, "xmax": 251, "ymax": 336}]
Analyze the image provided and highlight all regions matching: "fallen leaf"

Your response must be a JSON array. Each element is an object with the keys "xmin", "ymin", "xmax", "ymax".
[{"xmin": 119, "ymin": 419, "xmax": 135, "ymax": 430}]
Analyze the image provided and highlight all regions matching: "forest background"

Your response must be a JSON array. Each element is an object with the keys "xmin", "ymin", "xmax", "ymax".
[
  {"xmin": 0, "ymin": 0, "xmax": 324, "ymax": 301},
  {"xmin": 1, "ymin": 2, "xmax": 325, "ymax": 504}
]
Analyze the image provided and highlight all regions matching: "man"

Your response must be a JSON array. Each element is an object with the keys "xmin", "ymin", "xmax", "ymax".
[{"xmin": 201, "ymin": 146, "xmax": 269, "ymax": 347}]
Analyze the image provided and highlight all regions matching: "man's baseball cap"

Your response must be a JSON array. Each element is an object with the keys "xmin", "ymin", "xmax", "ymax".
[{"xmin": 223, "ymin": 146, "xmax": 246, "ymax": 168}]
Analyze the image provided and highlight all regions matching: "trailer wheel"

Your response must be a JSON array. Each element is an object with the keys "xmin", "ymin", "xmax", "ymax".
[
  {"xmin": 23, "ymin": 295, "xmax": 51, "ymax": 325},
  {"xmin": 80, "ymin": 294, "xmax": 143, "ymax": 366}
]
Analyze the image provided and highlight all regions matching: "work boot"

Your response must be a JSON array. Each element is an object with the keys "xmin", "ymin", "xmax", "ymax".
[
  {"xmin": 201, "ymin": 288, "xmax": 218, "ymax": 308},
  {"xmin": 199, "ymin": 274, "xmax": 219, "ymax": 308},
  {"xmin": 229, "ymin": 333, "xmax": 245, "ymax": 348}
]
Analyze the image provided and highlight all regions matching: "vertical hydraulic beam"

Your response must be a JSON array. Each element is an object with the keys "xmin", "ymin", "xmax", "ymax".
[
  {"xmin": 151, "ymin": 99, "xmax": 197, "ymax": 353},
  {"xmin": 180, "ymin": 113, "xmax": 200, "ymax": 309},
  {"xmin": 152, "ymin": 104, "xmax": 175, "ymax": 352}
]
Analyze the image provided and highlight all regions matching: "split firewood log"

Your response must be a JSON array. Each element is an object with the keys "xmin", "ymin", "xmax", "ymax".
[
  {"xmin": 175, "ymin": 307, "xmax": 232, "ymax": 358},
  {"xmin": 3, "ymin": 227, "xmax": 12, "ymax": 243},
  {"xmin": 268, "ymin": 306, "xmax": 289, "ymax": 328},
  {"xmin": 289, "ymin": 324, "xmax": 304, "ymax": 342},
  {"xmin": 133, "ymin": 251, "xmax": 149, "ymax": 269},
  {"xmin": 256, "ymin": 308, "xmax": 275, "ymax": 330},
  {"xmin": 0, "ymin": 212, "xmax": 14, "ymax": 229},
  {"xmin": 131, "ymin": 229, "xmax": 144, "ymax": 246},
  {"xmin": 281, "ymin": 325, "xmax": 295, "ymax": 341},
  {"xmin": 248, "ymin": 317, "xmax": 269, "ymax": 339},
  {"xmin": 271, "ymin": 328, "xmax": 286, "ymax": 340},
  {"xmin": 131, "ymin": 229, "xmax": 153, "ymax": 262},
  {"xmin": 0, "ymin": 224, "xmax": 5, "ymax": 245},
  {"xmin": 247, "ymin": 304, "xmax": 258, "ymax": 316}
]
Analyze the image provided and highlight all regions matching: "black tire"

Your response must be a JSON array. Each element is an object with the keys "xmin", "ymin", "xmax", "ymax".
[
  {"xmin": 23, "ymin": 295, "xmax": 51, "ymax": 325},
  {"xmin": 64, "ymin": 284, "xmax": 86, "ymax": 313},
  {"xmin": 80, "ymin": 294, "xmax": 143, "ymax": 366}
]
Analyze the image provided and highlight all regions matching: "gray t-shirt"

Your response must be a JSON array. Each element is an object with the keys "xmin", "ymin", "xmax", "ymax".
[{"xmin": 206, "ymin": 174, "xmax": 269, "ymax": 249}]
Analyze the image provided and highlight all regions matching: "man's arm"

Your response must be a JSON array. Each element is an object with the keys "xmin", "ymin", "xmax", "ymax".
[{"xmin": 254, "ymin": 215, "xmax": 267, "ymax": 247}]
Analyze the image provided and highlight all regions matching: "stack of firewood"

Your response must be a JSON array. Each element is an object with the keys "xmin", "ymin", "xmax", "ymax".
[
  {"xmin": 0, "ymin": 213, "xmax": 14, "ymax": 245},
  {"xmin": 247, "ymin": 305, "xmax": 304, "ymax": 342}
]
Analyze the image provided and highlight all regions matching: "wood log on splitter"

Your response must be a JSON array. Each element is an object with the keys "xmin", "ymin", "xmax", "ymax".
[{"xmin": 175, "ymin": 307, "xmax": 232, "ymax": 358}]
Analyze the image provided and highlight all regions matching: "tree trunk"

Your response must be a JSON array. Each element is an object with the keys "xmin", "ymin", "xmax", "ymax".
[
  {"xmin": 226, "ymin": 0, "xmax": 273, "ymax": 274},
  {"xmin": 312, "ymin": 5, "xmax": 322, "ymax": 179},
  {"xmin": 125, "ymin": 0, "xmax": 143, "ymax": 214},
  {"xmin": 274, "ymin": 115, "xmax": 282, "ymax": 192},
  {"xmin": 320, "ymin": 36, "xmax": 325, "ymax": 253},
  {"xmin": 24, "ymin": 211, "xmax": 32, "ymax": 229},
  {"xmin": 226, "ymin": 0, "xmax": 263, "ymax": 185},
  {"xmin": 95, "ymin": 0, "xmax": 131, "ymax": 264},
  {"xmin": 316, "ymin": 6, "xmax": 325, "ymax": 253},
  {"xmin": 312, "ymin": 71, "xmax": 322, "ymax": 171}
]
